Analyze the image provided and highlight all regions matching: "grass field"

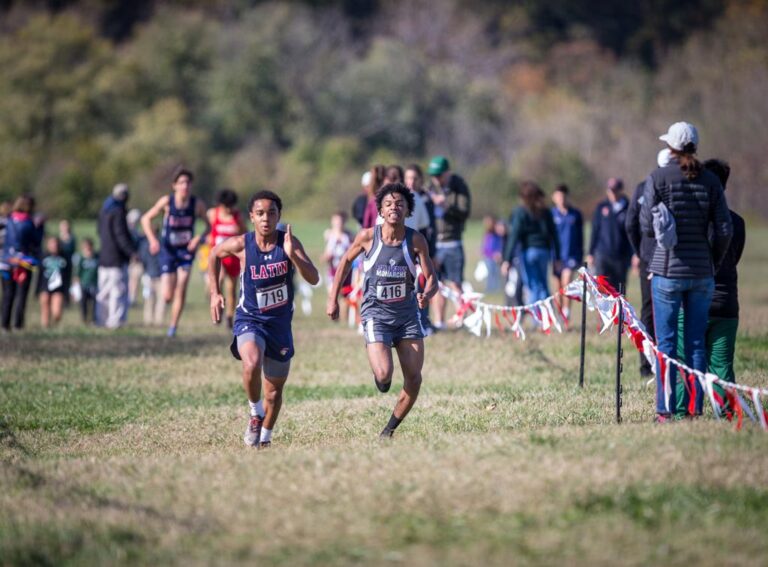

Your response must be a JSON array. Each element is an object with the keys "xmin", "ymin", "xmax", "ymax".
[{"xmin": 2, "ymin": 221, "xmax": 768, "ymax": 566}]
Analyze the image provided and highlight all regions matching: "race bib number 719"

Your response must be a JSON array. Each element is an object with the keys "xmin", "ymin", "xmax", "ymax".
[{"xmin": 257, "ymin": 284, "xmax": 288, "ymax": 310}]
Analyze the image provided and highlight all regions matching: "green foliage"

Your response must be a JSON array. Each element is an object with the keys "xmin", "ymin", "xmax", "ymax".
[
  {"xmin": 126, "ymin": 8, "xmax": 218, "ymax": 114},
  {"xmin": 510, "ymin": 142, "xmax": 598, "ymax": 204},
  {"xmin": 467, "ymin": 162, "xmax": 519, "ymax": 219},
  {"xmin": 204, "ymin": 33, "xmax": 288, "ymax": 148},
  {"xmin": 319, "ymin": 38, "xmax": 430, "ymax": 155},
  {"xmin": 0, "ymin": 1, "xmax": 764, "ymax": 220},
  {"xmin": 0, "ymin": 14, "xmax": 112, "ymax": 147}
]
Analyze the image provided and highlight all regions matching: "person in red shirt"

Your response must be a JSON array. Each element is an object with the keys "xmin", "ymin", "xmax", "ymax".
[{"xmin": 208, "ymin": 188, "xmax": 247, "ymax": 329}]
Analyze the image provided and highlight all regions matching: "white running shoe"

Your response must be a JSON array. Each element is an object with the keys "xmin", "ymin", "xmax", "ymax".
[{"xmin": 243, "ymin": 415, "xmax": 263, "ymax": 447}]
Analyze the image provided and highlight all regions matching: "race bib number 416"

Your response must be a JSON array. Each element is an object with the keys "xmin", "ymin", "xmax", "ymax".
[
  {"xmin": 376, "ymin": 282, "xmax": 406, "ymax": 302},
  {"xmin": 257, "ymin": 283, "xmax": 288, "ymax": 310}
]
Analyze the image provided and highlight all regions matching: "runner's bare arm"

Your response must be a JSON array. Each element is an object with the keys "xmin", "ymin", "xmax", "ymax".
[
  {"xmin": 283, "ymin": 224, "xmax": 319, "ymax": 285},
  {"xmin": 413, "ymin": 231, "xmax": 438, "ymax": 308},
  {"xmin": 141, "ymin": 195, "xmax": 170, "ymax": 255},
  {"xmin": 326, "ymin": 228, "xmax": 373, "ymax": 320},
  {"xmin": 209, "ymin": 235, "xmax": 245, "ymax": 323}
]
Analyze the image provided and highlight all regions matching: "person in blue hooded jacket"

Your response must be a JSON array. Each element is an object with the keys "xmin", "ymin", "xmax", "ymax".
[{"xmin": 1, "ymin": 195, "xmax": 41, "ymax": 331}]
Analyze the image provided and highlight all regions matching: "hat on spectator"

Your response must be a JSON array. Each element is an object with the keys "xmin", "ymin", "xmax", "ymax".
[
  {"xmin": 112, "ymin": 183, "xmax": 129, "ymax": 200},
  {"xmin": 127, "ymin": 208, "xmax": 142, "ymax": 226},
  {"xmin": 659, "ymin": 122, "xmax": 699, "ymax": 152},
  {"xmin": 427, "ymin": 156, "xmax": 450, "ymax": 176},
  {"xmin": 657, "ymin": 148, "xmax": 672, "ymax": 167},
  {"xmin": 361, "ymin": 171, "xmax": 371, "ymax": 187}
]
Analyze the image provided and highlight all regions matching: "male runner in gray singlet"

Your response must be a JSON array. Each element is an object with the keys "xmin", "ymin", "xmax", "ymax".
[{"xmin": 327, "ymin": 182, "xmax": 438, "ymax": 438}]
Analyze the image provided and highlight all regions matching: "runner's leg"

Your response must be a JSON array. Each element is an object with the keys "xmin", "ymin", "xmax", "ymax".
[
  {"xmin": 162, "ymin": 272, "xmax": 176, "ymax": 304},
  {"xmin": 169, "ymin": 268, "xmax": 190, "ymax": 329},
  {"xmin": 239, "ymin": 339, "xmax": 263, "ymax": 404},
  {"xmin": 392, "ymin": 338, "xmax": 424, "ymax": 421},
  {"xmin": 366, "ymin": 342, "xmax": 394, "ymax": 388},
  {"xmin": 262, "ymin": 374, "xmax": 287, "ymax": 431}
]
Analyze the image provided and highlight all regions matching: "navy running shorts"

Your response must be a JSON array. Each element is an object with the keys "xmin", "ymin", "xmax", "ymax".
[
  {"xmin": 231, "ymin": 316, "xmax": 294, "ymax": 363},
  {"xmin": 362, "ymin": 313, "xmax": 425, "ymax": 347},
  {"xmin": 159, "ymin": 246, "xmax": 195, "ymax": 274}
]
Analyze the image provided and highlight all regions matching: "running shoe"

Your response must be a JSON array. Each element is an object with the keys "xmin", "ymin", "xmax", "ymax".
[
  {"xmin": 374, "ymin": 375, "xmax": 391, "ymax": 393},
  {"xmin": 653, "ymin": 414, "xmax": 671, "ymax": 424},
  {"xmin": 243, "ymin": 414, "xmax": 263, "ymax": 446},
  {"xmin": 379, "ymin": 427, "xmax": 395, "ymax": 439},
  {"xmin": 258, "ymin": 441, "xmax": 271, "ymax": 449},
  {"xmin": 167, "ymin": 326, "xmax": 177, "ymax": 338}
]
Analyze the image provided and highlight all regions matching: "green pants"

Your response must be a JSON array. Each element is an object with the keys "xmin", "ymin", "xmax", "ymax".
[{"xmin": 676, "ymin": 314, "xmax": 738, "ymax": 416}]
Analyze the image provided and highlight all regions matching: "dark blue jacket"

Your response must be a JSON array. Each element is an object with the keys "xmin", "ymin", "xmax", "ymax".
[
  {"xmin": 3, "ymin": 213, "xmax": 39, "ymax": 260},
  {"xmin": 551, "ymin": 206, "xmax": 583, "ymax": 263},
  {"xmin": 589, "ymin": 197, "xmax": 633, "ymax": 264}
]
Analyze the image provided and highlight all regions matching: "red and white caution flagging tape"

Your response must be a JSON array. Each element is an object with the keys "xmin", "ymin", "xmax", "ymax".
[{"xmin": 441, "ymin": 268, "xmax": 768, "ymax": 430}]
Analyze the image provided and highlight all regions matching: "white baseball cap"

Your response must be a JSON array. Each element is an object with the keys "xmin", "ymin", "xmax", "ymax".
[
  {"xmin": 659, "ymin": 122, "xmax": 699, "ymax": 151},
  {"xmin": 361, "ymin": 171, "xmax": 371, "ymax": 187}
]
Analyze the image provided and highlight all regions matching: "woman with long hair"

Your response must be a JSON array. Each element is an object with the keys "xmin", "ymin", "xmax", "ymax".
[
  {"xmin": 639, "ymin": 122, "xmax": 733, "ymax": 422},
  {"xmin": 501, "ymin": 181, "xmax": 561, "ymax": 304}
]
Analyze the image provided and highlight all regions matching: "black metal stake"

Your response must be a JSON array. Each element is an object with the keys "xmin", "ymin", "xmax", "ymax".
[
  {"xmin": 578, "ymin": 264, "xmax": 588, "ymax": 388},
  {"xmin": 615, "ymin": 284, "xmax": 624, "ymax": 424}
]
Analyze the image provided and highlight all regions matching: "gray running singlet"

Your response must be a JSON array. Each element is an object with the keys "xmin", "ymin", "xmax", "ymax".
[{"xmin": 360, "ymin": 225, "xmax": 418, "ymax": 325}]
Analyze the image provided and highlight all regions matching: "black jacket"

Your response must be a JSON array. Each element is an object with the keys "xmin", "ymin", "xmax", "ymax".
[
  {"xmin": 710, "ymin": 210, "xmax": 745, "ymax": 319},
  {"xmin": 504, "ymin": 206, "xmax": 560, "ymax": 262},
  {"xmin": 435, "ymin": 174, "xmax": 471, "ymax": 243},
  {"xmin": 589, "ymin": 196, "xmax": 633, "ymax": 263},
  {"xmin": 625, "ymin": 182, "xmax": 655, "ymax": 265},
  {"xmin": 640, "ymin": 163, "xmax": 732, "ymax": 279},
  {"xmin": 98, "ymin": 199, "xmax": 136, "ymax": 268}
]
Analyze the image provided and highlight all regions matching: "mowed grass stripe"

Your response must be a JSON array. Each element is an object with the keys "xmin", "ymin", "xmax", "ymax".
[{"xmin": 0, "ymin": 380, "xmax": 378, "ymax": 433}]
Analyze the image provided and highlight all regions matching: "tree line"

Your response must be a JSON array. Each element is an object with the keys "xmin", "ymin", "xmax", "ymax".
[{"xmin": 0, "ymin": 0, "xmax": 765, "ymax": 220}]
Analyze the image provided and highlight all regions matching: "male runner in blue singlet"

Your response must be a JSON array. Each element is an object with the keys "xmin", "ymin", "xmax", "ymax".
[
  {"xmin": 327, "ymin": 183, "xmax": 438, "ymax": 438},
  {"xmin": 141, "ymin": 166, "xmax": 210, "ymax": 337},
  {"xmin": 209, "ymin": 191, "xmax": 319, "ymax": 448}
]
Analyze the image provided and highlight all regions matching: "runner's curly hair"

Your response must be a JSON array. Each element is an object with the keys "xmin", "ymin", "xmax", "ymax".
[
  {"xmin": 375, "ymin": 182, "xmax": 414, "ymax": 217},
  {"xmin": 248, "ymin": 190, "xmax": 282, "ymax": 213}
]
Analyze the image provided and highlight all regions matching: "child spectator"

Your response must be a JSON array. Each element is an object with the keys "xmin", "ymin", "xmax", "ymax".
[
  {"xmin": 480, "ymin": 215, "xmax": 504, "ymax": 292},
  {"xmin": 77, "ymin": 237, "xmax": 99, "ymax": 324},
  {"xmin": 58, "ymin": 219, "xmax": 76, "ymax": 306},
  {"xmin": 38, "ymin": 236, "xmax": 67, "ymax": 328}
]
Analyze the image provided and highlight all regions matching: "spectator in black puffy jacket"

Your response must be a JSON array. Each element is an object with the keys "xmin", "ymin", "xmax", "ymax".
[
  {"xmin": 639, "ymin": 122, "xmax": 733, "ymax": 421},
  {"xmin": 675, "ymin": 158, "xmax": 745, "ymax": 418}
]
